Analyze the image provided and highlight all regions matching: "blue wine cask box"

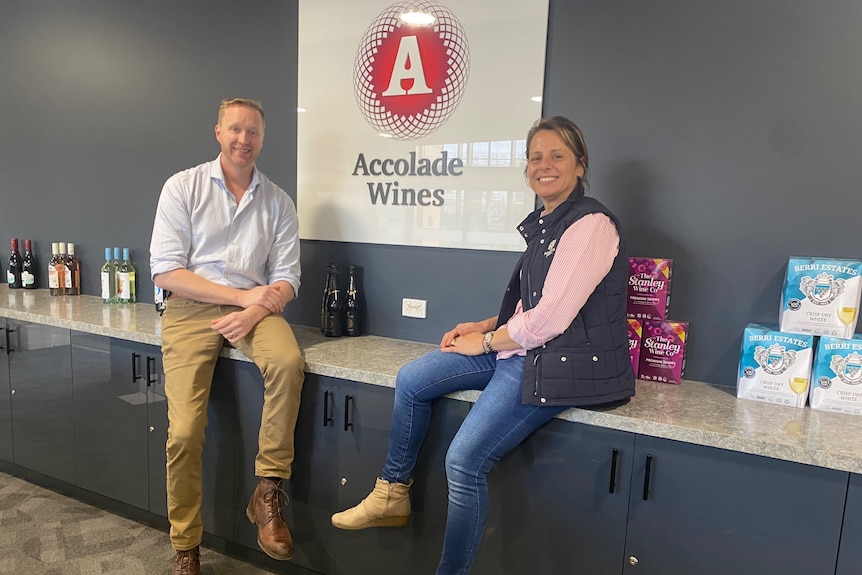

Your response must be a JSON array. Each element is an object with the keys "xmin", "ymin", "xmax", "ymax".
[
  {"xmin": 737, "ymin": 324, "xmax": 814, "ymax": 408},
  {"xmin": 811, "ymin": 335, "xmax": 862, "ymax": 415},
  {"xmin": 779, "ymin": 257, "xmax": 862, "ymax": 337}
]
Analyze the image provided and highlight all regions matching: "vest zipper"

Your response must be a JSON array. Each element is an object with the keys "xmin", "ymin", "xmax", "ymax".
[{"xmin": 533, "ymin": 352, "xmax": 541, "ymax": 396}]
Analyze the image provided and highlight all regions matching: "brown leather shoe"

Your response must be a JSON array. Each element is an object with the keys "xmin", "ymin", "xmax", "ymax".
[
  {"xmin": 172, "ymin": 546, "xmax": 200, "ymax": 575},
  {"xmin": 246, "ymin": 477, "xmax": 294, "ymax": 560}
]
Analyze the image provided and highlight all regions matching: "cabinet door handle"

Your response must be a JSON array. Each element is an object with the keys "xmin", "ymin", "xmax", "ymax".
[
  {"xmin": 642, "ymin": 454, "xmax": 654, "ymax": 501},
  {"xmin": 131, "ymin": 353, "xmax": 141, "ymax": 382},
  {"xmin": 608, "ymin": 448, "xmax": 620, "ymax": 493},
  {"xmin": 323, "ymin": 390, "xmax": 334, "ymax": 427},
  {"xmin": 146, "ymin": 356, "xmax": 157, "ymax": 387},
  {"xmin": 4, "ymin": 327, "xmax": 13, "ymax": 354},
  {"xmin": 344, "ymin": 394, "xmax": 354, "ymax": 432}
]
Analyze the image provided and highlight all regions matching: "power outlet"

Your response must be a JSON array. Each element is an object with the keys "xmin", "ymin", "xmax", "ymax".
[{"xmin": 402, "ymin": 298, "xmax": 427, "ymax": 319}]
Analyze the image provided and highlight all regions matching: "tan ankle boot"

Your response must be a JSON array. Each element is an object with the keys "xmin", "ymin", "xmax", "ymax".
[
  {"xmin": 246, "ymin": 477, "xmax": 294, "ymax": 560},
  {"xmin": 331, "ymin": 477, "xmax": 412, "ymax": 530}
]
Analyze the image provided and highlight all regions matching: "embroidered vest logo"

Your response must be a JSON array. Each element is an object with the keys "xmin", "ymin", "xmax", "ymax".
[{"xmin": 544, "ymin": 239, "xmax": 557, "ymax": 258}]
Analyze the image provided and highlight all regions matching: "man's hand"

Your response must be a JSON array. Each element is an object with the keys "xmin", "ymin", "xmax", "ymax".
[
  {"xmin": 235, "ymin": 285, "xmax": 286, "ymax": 314},
  {"xmin": 212, "ymin": 307, "xmax": 268, "ymax": 343}
]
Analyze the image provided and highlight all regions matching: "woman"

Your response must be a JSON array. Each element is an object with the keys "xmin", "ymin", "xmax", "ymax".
[{"xmin": 331, "ymin": 116, "xmax": 635, "ymax": 574}]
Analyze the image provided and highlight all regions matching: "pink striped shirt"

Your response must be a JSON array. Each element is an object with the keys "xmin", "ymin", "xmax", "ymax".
[{"xmin": 498, "ymin": 212, "xmax": 620, "ymax": 359}]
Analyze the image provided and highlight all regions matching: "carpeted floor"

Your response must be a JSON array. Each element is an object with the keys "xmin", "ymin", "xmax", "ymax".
[{"xmin": 0, "ymin": 472, "xmax": 277, "ymax": 575}]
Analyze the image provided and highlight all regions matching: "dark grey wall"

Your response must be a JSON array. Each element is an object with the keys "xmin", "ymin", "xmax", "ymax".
[
  {"xmin": 544, "ymin": 0, "xmax": 862, "ymax": 385},
  {"xmin": 2, "ymin": 0, "xmax": 860, "ymax": 387},
  {"xmin": 0, "ymin": 0, "xmax": 298, "ymax": 300}
]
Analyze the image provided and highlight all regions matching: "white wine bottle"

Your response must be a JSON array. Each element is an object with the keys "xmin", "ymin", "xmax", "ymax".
[
  {"xmin": 118, "ymin": 248, "xmax": 136, "ymax": 304},
  {"xmin": 100, "ymin": 248, "xmax": 116, "ymax": 304}
]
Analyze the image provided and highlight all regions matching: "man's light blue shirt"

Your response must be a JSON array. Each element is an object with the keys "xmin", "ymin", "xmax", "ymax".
[{"xmin": 150, "ymin": 155, "xmax": 301, "ymax": 296}]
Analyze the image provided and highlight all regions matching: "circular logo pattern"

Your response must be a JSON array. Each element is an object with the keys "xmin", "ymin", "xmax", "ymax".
[{"xmin": 354, "ymin": 1, "xmax": 470, "ymax": 140}]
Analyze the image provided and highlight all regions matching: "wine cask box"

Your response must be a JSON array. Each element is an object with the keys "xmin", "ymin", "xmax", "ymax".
[{"xmin": 737, "ymin": 323, "xmax": 813, "ymax": 408}]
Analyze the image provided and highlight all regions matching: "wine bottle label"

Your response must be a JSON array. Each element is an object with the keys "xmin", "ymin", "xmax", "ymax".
[
  {"xmin": 117, "ymin": 272, "xmax": 128, "ymax": 299},
  {"xmin": 21, "ymin": 272, "xmax": 34, "ymax": 286},
  {"xmin": 48, "ymin": 267, "xmax": 59, "ymax": 288},
  {"xmin": 101, "ymin": 272, "xmax": 111, "ymax": 300},
  {"xmin": 6, "ymin": 271, "xmax": 13, "ymax": 285},
  {"xmin": 64, "ymin": 265, "xmax": 73, "ymax": 288}
]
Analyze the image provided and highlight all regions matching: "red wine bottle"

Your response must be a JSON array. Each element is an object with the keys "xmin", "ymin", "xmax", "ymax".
[
  {"xmin": 7, "ymin": 238, "xmax": 22, "ymax": 289},
  {"xmin": 21, "ymin": 239, "xmax": 36, "ymax": 289}
]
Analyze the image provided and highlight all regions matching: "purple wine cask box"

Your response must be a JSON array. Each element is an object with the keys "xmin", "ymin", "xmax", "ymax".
[
  {"xmin": 779, "ymin": 257, "xmax": 862, "ymax": 337},
  {"xmin": 736, "ymin": 324, "xmax": 814, "ymax": 408},
  {"xmin": 811, "ymin": 335, "xmax": 862, "ymax": 414},
  {"xmin": 638, "ymin": 319, "xmax": 688, "ymax": 384},
  {"xmin": 627, "ymin": 258, "xmax": 673, "ymax": 320},
  {"xmin": 627, "ymin": 318, "xmax": 643, "ymax": 379}
]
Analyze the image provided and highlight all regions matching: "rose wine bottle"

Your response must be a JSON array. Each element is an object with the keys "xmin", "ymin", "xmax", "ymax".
[
  {"xmin": 65, "ymin": 243, "xmax": 80, "ymax": 295},
  {"xmin": 48, "ymin": 242, "xmax": 64, "ymax": 296}
]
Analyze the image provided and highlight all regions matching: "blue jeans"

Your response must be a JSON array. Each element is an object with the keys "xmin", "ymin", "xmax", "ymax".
[{"xmin": 381, "ymin": 350, "xmax": 566, "ymax": 575}]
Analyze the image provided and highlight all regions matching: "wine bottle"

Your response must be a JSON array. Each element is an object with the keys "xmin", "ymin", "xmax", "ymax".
[
  {"xmin": 112, "ymin": 247, "xmax": 121, "ymax": 303},
  {"xmin": 65, "ymin": 243, "xmax": 81, "ymax": 295},
  {"xmin": 345, "ymin": 265, "xmax": 360, "ymax": 336},
  {"xmin": 56, "ymin": 243, "xmax": 68, "ymax": 295},
  {"xmin": 48, "ymin": 242, "xmax": 64, "ymax": 296},
  {"xmin": 322, "ymin": 263, "xmax": 343, "ymax": 337},
  {"xmin": 118, "ymin": 248, "xmax": 136, "ymax": 303},
  {"xmin": 21, "ymin": 239, "xmax": 36, "ymax": 289},
  {"xmin": 7, "ymin": 238, "xmax": 23, "ymax": 289},
  {"xmin": 320, "ymin": 263, "xmax": 333, "ymax": 334},
  {"xmin": 100, "ymin": 247, "xmax": 116, "ymax": 303}
]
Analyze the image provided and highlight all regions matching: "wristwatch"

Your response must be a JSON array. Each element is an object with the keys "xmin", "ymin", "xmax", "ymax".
[{"xmin": 483, "ymin": 331, "xmax": 496, "ymax": 354}]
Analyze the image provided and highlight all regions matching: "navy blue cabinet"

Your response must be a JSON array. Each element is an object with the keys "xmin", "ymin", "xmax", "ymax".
[
  {"xmin": 334, "ymin": 380, "xmax": 467, "ymax": 575},
  {"xmin": 623, "ymin": 435, "xmax": 846, "ymax": 575},
  {"xmin": 147, "ymin": 348, "xmax": 168, "ymax": 517},
  {"xmin": 8, "ymin": 320, "xmax": 75, "ymax": 484},
  {"xmin": 145, "ymin": 351, "xmax": 235, "ymax": 538},
  {"xmin": 474, "ymin": 420, "xmax": 635, "ymax": 575},
  {"xmin": 836, "ymin": 473, "xmax": 862, "ymax": 575},
  {"xmin": 233, "ymin": 368, "xmax": 468, "ymax": 575},
  {"xmin": 0, "ymin": 318, "xmax": 11, "ymax": 462},
  {"xmin": 71, "ymin": 332, "xmax": 150, "ymax": 509}
]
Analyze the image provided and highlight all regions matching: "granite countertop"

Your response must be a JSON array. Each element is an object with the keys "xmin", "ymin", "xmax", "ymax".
[{"xmin": 2, "ymin": 286, "xmax": 862, "ymax": 475}]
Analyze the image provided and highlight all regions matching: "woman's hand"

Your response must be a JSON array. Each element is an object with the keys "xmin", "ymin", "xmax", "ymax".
[
  {"xmin": 440, "ymin": 321, "xmax": 487, "ymax": 348},
  {"xmin": 440, "ymin": 331, "xmax": 486, "ymax": 356}
]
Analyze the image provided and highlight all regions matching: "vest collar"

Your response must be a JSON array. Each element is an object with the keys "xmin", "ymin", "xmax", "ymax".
[{"xmin": 516, "ymin": 184, "xmax": 586, "ymax": 242}]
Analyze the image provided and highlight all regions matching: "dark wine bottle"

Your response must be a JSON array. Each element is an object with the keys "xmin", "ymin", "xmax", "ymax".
[
  {"xmin": 22, "ymin": 239, "xmax": 36, "ymax": 289},
  {"xmin": 320, "ymin": 263, "xmax": 333, "ymax": 333},
  {"xmin": 322, "ymin": 263, "xmax": 343, "ymax": 337},
  {"xmin": 7, "ymin": 238, "xmax": 23, "ymax": 289},
  {"xmin": 345, "ymin": 265, "xmax": 360, "ymax": 336}
]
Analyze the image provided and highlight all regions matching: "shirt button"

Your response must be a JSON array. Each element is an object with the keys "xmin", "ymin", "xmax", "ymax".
[
  {"xmin": 540, "ymin": 239, "xmax": 545, "ymax": 244},
  {"xmin": 560, "ymin": 356, "xmax": 567, "ymax": 362},
  {"xmin": 533, "ymin": 291, "xmax": 537, "ymax": 297},
  {"xmin": 541, "ymin": 229, "xmax": 546, "ymax": 234},
  {"xmin": 519, "ymin": 226, "xmax": 524, "ymax": 230},
  {"xmin": 592, "ymin": 356, "xmax": 599, "ymax": 362},
  {"xmin": 539, "ymin": 219, "xmax": 544, "ymax": 224},
  {"xmin": 540, "ymin": 397, "xmax": 547, "ymax": 403}
]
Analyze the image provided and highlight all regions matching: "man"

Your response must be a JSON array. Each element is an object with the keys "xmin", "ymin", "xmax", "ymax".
[{"xmin": 150, "ymin": 98, "xmax": 304, "ymax": 575}]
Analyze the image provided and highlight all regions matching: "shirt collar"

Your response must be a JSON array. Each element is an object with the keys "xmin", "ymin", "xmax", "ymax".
[{"xmin": 210, "ymin": 154, "xmax": 260, "ymax": 195}]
